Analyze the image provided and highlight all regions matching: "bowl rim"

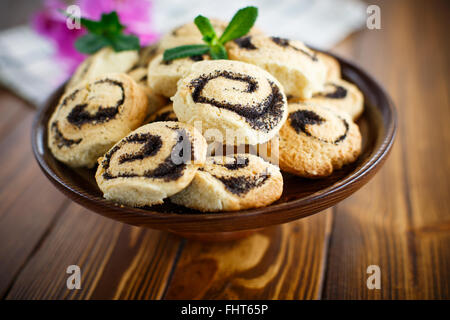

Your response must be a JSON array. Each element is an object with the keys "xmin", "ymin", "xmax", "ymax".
[{"xmin": 31, "ymin": 51, "xmax": 397, "ymax": 231}]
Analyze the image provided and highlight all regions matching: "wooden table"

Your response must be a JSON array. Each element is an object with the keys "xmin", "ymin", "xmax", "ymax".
[{"xmin": 0, "ymin": 0, "xmax": 448, "ymax": 299}]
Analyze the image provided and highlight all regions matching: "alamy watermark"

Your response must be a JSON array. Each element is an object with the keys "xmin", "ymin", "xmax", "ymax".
[
  {"xmin": 66, "ymin": 265, "xmax": 81, "ymax": 290},
  {"xmin": 65, "ymin": 5, "xmax": 81, "ymax": 30},
  {"xmin": 366, "ymin": 265, "xmax": 381, "ymax": 289},
  {"xmin": 367, "ymin": 5, "xmax": 381, "ymax": 30}
]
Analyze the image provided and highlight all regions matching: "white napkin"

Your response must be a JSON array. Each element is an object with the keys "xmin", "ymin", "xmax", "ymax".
[
  {"xmin": 153, "ymin": 0, "xmax": 367, "ymax": 49},
  {"xmin": 0, "ymin": 0, "xmax": 366, "ymax": 107}
]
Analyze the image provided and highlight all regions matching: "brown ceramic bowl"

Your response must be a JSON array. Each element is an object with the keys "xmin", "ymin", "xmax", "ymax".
[{"xmin": 32, "ymin": 52, "xmax": 396, "ymax": 240}]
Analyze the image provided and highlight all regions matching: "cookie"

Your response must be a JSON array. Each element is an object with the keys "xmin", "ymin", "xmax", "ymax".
[
  {"xmin": 170, "ymin": 154, "xmax": 283, "ymax": 212},
  {"xmin": 226, "ymin": 35, "xmax": 327, "ymax": 99},
  {"xmin": 136, "ymin": 43, "xmax": 159, "ymax": 68},
  {"xmin": 48, "ymin": 73, "xmax": 148, "ymax": 168},
  {"xmin": 159, "ymin": 19, "xmax": 264, "ymax": 51},
  {"xmin": 128, "ymin": 67, "xmax": 167, "ymax": 116},
  {"xmin": 172, "ymin": 60, "xmax": 288, "ymax": 145},
  {"xmin": 278, "ymin": 102, "xmax": 362, "ymax": 178},
  {"xmin": 147, "ymin": 53, "xmax": 210, "ymax": 97},
  {"xmin": 147, "ymin": 104, "xmax": 178, "ymax": 122},
  {"xmin": 300, "ymin": 79, "xmax": 364, "ymax": 120},
  {"xmin": 66, "ymin": 47, "xmax": 139, "ymax": 90},
  {"xmin": 316, "ymin": 52, "xmax": 341, "ymax": 81},
  {"xmin": 95, "ymin": 121, "xmax": 207, "ymax": 207}
]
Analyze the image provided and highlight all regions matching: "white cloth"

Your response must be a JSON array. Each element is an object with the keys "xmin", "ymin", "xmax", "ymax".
[
  {"xmin": 153, "ymin": 0, "xmax": 366, "ymax": 49},
  {"xmin": 0, "ymin": 26, "xmax": 69, "ymax": 107},
  {"xmin": 0, "ymin": 0, "xmax": 366, "ymax": 107}
]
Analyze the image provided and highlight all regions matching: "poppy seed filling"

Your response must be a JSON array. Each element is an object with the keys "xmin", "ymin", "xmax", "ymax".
[
  {"xmin": 289, "ymin": 109, "xmax": 349, "ymax": 144},
  {"xmin": 234, "ymin": 36, "xmax": 257, "ymax": 50},
  {"xmin": 101, "ymin": 129, "xmax": 193, "ymax": 181},
  {"xmin": 51, "ymin": 121, "xmax": 82, "ymax": 148},
  {"xmin": 213, "ymin": 173, "xmax": 270, "ymax": 195},
  {"xmin": 324, "ymin": 83, "xmax": 347, "ymax": 99},
  {"xmin": 66, "ymin": 79, "xmax": 125, "ymax": 127},
  {"xmin": 152, "ymin": 111, "xmax": 177, "ymax": 122},
  {"xmin": 271, "ymin": 36, "xmax": 318, "ymax": 62},
  {"xmin": 189, "ymin": 70, "xmax": 285, "ymax": 132},
  {"xmin": 211, "ymin": 156, "xmax": 250, "ymax": 170}
]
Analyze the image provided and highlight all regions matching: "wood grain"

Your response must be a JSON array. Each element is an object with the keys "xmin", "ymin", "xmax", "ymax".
[
  {"xmin": 89, "ymin": 226, "xmax": 182, "ymax": 299},
  {"xmin": 0, "ymin": 91, "xmax": 69, "ymax": 298},
  {"xmin": 6, "ymin": 202, "xmax": 183, "ymax": 299},
  {"xmin": 164, "ymin": 211, "xmax": 332, "ymax": 299},
  {"xmin": 323, "ymin": 0, "xmax": 450, "ymax": 299},
  {"xmin": 398, "ymin": 0, "xmax": 450, "ymax": 298}
]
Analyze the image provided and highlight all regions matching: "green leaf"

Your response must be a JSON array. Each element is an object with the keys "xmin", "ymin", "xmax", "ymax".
[
  {"xmin": 67, "ymin": 10, "xmax": 141, "ymax": 55},
  {"xmin": 194, "ymin": 15, "xmax": 217, "ymax": 44},
  {"xmin": 75, "ymin": 34, "xmax": 109, "ymax": 54},
  {"xmin": 209, "ymin": 44, "xmax": 228, "ymax": 60},
  {"xmin": 109, "ymin": 34, "xmax": 140, "ymax": 52},
  {"xmin": 163, "ymin": 44, "xmax": 210, "ymax": 61},
  {"xmin": 101, "ymin": 11, "xmax": 125, "ymax": 35},
  {"xmin": 79, "ymin": 12, "xmax": 124, "ymax": 35},
  {"xmin": 80, "ymin": 18, "xmax": 104, "ymax": 34},
  {"xmin": 219, "ymin": 6, "xmax": 258, "ymax": 44}
]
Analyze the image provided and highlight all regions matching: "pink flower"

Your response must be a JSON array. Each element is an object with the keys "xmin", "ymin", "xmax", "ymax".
[
  {"xmin": 78, "ymin": 0, "xmax": 159, "ymax": 45},
  {"xmin": 32, "ymin": 0, "xmax": 86, "ymax": 72},
  {"xmin": 32, "ymin": 0, "xmax": 159, "ymax": 73}
]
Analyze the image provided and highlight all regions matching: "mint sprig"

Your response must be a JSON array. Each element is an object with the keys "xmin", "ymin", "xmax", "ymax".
[
  {"xmin": 163, "ymin": 6, "xmax": 258, "ymax": 62},
  {"xmin": 219, "ymin": 6, "xmax": 258, "ymax": 44},
  {"xmin": 163, "ymin": 44, "xmax": 210, "ymax": 61},
  {"xmin": 65, "ymin": 11, "xmax": 140, "ymax": 54}
]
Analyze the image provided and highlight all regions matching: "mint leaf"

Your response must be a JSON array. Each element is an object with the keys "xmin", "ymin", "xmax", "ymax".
[
  {"xmin": 110, "ymin": 34, "xmax": 140, "ymax": 52},
  {"xmin": 209, "ymin": 44, "xmax": 228, "ymax": 60},
  {"xmin": 100, "ymin": 11, "xmax": 125, "ymax": 35},
  {"xmin": 75, "ymin": 34, "xmax": 109, "ymax": 54},
  {"xmin": 162, "ymin": 6, "xmax": 259, "ymax": 61},
  {"xmin": 219, "ymin": 6, "xmax": 258, "ymax": 44},
  {"xmin": 80, "ymin": 18, "xmax": 104, "ymax": 34},
  {"xmin": 194, "ymin": 15, "xmax": 217, "ymax": 44},
  {"xmin": 163, "ymin": 45, "xmax": 210, "ymax": 61},
  {"xmin": 65, "ymin": 10, "xmax": 140, "ymax": 55}
]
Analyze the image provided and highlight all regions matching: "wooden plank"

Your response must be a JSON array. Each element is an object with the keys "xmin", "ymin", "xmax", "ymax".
[
  {"xmin": 6, "ymin": 203, "xmax": 121, "ymax": 299},
  {"xmin": 323, "ymin": 0, "xmax": 450, "ymax": 299},
  {"xmin": 0, "ymin": 95, "xmax": 69, "ymax": 297},
  {"xmin": 0, "ymin": 89, "xmax": 181, "ymax": 300},
  {"xmin": 397, "ymin": 0, "xmax": 450, "ymax": 298},
  {"xmin": 89, "ymin": 226, "xmax": 182, "ymax": 300},
  {"xmin": 0, "ymin": 90, "xmax": 29, "ymax": 141},
  {"xmin": 6, "ymin": 202, "xmax": 183, "ymax": 299},
  {"xmin": 164, "ymin": 210, "xmax": 332, "ymax": 300}
]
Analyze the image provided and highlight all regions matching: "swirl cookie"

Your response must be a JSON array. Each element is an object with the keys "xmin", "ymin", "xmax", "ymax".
[
  {"xmin": 147, "ymin": 104, "xmax": 178, "ymax": 122},
  {"xmin": 136, "ymin": 43, "xmax": 159, "ymax": 68},
  {"xmin": 159, "ymin": 19, "xmax": 264, "ymax": 51},
  {"xmin": 315, "ymin": 52, "xmax": 341, "ymax": 81},
  {"xmin": 227, "ymin": 35, "xmax": 327, "ymax": 99},
  {"xmin": 147, "ymin": 53, "xmax": 210, "ymax": 97},
  {"xmin": 66, "ymin": 47, "xmax": 139, "ymax": 90},
  {"xmin": 128, "ymin": 67, "xmax": 167, "ymax": 116},
  {"xmin": 172, "ymin": 60, "xmax": 288, "ymax": 145},
  {"xmin": 301, "ymin": 79, "xmax": 364, "ymax": 120},
  {"xmin": 95, "ymin": 121, "xmax": 207, "ymax": 207},
  {"xmin": 48, "ymin": 73, "xmax": 148, "ymax": 168},
  {"xmin": 278, "ymin": 102, "xmax": 362, "ymax": 178},
  {"xmin": 170, "ymin": 154, "xmax": 283, "ymax": 212}
]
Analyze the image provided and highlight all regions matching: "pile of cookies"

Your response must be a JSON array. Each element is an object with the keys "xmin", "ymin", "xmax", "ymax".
[{"xmin": 47, "ymin": 19, "xmax": 363, "ymax": 212}]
